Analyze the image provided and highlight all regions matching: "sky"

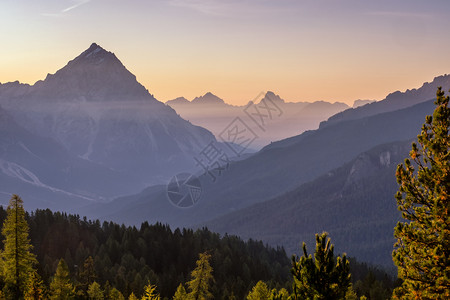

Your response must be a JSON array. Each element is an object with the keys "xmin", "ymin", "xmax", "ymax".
[{"xmin": 1, "ymin": 0, "xmax": 450, "ymax": 105}]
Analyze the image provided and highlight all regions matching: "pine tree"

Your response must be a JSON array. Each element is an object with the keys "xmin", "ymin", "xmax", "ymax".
[
  {"xmin": 172, "ymin": 284, "xmax": 187, "ymax": 300},
  {"xmin": 0, "ymin": 194, "xmax": 37, "ymax": 299},
  {"xmin": 291, "ymin": 232, "xmax": 351, "ymax": 300},
  {"xmin": 187, "ymin": 252, "xmax": 214, "ymax": 300},
  {"xmin": 140, "ymin": 282, "xmax": 160, "ymax": 300},
  {"xmin": 393, "ymin": 87, "xmax": 450, "ymax": 299},
  {"xmin": 270, "ymin": 288, "xmax": 289, "ymax": 300},
  {"xmin": 246, "ymin": 281, "xmax": 271, "ymax": 300},
  {"xmin": 49, "ymin": 259, "xmax": 75, "ymax": 300},
  {"xmin": 24, "ymin": 271, "xmax": 46, "ymax": 300},
  {"xmin": 128, "ymin": 292, "xmax": 138, "ymax": 300},
  {"xmin": 80, "ymin": 256, "xmax": 97, "ymax": 292},
  {"xmin": 109, "ymin": 288, "xmax": 124, "ymax": 300},
  {"xmin": 87, "ymin": 281, "xmax": 103, "ymax": 300}
]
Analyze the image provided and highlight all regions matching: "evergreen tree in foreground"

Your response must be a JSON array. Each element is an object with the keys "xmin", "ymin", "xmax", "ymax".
[
  {"xmin": 187, "ymin": 252, "xmax": 214, "ymax": 300},
  {"xmin": 393, "ymin": 87, "xmax": 450, "ymax": 299},
  {"xmin": 141, "ymin": 282, "xmax": 160, "ymax": 300},
  {"xmin": 87, "ymin": 281, "xmax": 104, "ymax": 300},
  {"xmin": 109, "ymin": 287, "xmax": 125, "ymax": 300},
  {"xmin": 246, "ymin": 281, "xmax": 271, "ymax": 300},
  {"xmin": 172, "ymin": 284, "xmax": 187, "ymax": 300},
  {"xmin": 291, "ymin": 232, "xmax": 351, "ymax": 300},
  {"xmin": 128, "ymin": 292, "xmax": 138, "ymax": 300},
  {"xmin": 25, "ymin": 271, "xmax": 46, "ymax": 300},
  {"xmin": 0, "ymin": 194, "xmax": 37, "ymax": 299},
  {"xmin": 50, "ymin": 259, "xmax": 75, "ymax": 300}
]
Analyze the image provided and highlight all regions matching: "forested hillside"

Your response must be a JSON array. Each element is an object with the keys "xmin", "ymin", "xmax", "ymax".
[{"xmin": 0, "ymin": 203, "xmax": 395, "ymax": 299}]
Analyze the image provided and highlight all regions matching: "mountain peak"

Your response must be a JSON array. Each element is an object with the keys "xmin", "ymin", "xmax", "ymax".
[
  {"xmin": 192, "ymin": 92, "xmax": 225, "ymax": 105},
  {"xmin": 33, "ymin": 43, "xmax": 151, "ymax": 101},
  {"xmin": 71, "ymin": 42, "xmax": 117, "ymax": 66},
  {"xmin": 166, "ymin": 97, "xmax": 190, "ymax": 105},
  {"xmin": 261, "ymin": 91, "xmax": 284, "ymax": 104},
  {"xmin": 82, "ymin": 43, "xmax": 107, "ymax": 58}
]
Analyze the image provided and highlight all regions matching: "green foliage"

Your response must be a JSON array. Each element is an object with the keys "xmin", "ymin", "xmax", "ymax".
[
  {"xmin": 87, "ymin": 281, "xmax": 104, "ymax": 300},
  {"xmin": 24, "ymin": 271, "xmax": 46, "ymax": 300},
  {"xmin": 141, "ymin": 282, "xmax": 160, "ymax": 300},
  {"xmin": 291, "ymin": 232, "xmax": 351, "ymax": 300},
  {"xmin": 187, "ymin": 252, "xmax": 214, "ymax": 300},
  {"xmin": 1, "ymin": 207, "xmax": 289, "ymax": 299},
  {"xmin": 80, "ymin": 256, "xmax": 97, "ymax": 292},
  {"xmin": 393, "ymin": 87, "xmax": 450, "ymax": 299},
  {"xmin": 0, "ymin": 199, "xmax": 394, "ymax": 299},
  {"xmin": 109, "ymin": 287, "xmax": 124, "ymax": 300},
  {"xmin": 246, "ymin": 281, "xmax": 271, "ymax": 300},
  {"xmin": 128, "ymin": 292, "xmax": 138, "ymax": 300},
  {"xmin": 344, "ymin": 284, "xmax": 358, "ymax": 300},
  {"xmin": 270, "ymin": 288, "xmax": 289, "ymax": 300},
  {"xmin": 49, "ymin": 259, "xmax": 75, "ymax": 300},
  {"xmin": 0, "ymin": 194, "xmax": 37, "ymax": 299},
  {"xmin": 172, "ymin": 284, "xmax": 187, "ymax": 300}
]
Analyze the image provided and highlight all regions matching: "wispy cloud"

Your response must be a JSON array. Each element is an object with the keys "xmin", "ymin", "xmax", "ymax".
[
  {"xmin": 42, "ymin": 0, "xmax": 92, "ymax": 17},
  {"xmin": 167, "ymin": 0, "xmax": 287, "ymax": 17},
  {"xmin": 62, "ymin": 0, "xmax": 91, "ymax": 13},
  {"xmin": 365, "ymin": 11, "xmax": 431, "ymax": 19},
  {"xmin": 168, "ymin": 0, "xmax": 236, "ymax": 16}
]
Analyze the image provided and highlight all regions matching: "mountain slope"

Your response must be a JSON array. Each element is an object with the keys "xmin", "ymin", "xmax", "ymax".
[
  {"xmin": 0, "ymin": 43, "xmax": 219, "ymax": 197},
  {"xmin": 0, "ymin": 105, "xmax": 125, "ymax": 210},
  {"xmin": 321, "ymin": 74, "xmax": 450, "ymax": 128},
  {"xmin": 167, "ymin": 91, "xmax": 348, "ymax": 148},
  {"xmin": 204, "ymin": 140, "xmax": 412, "ymax": 267},
  {"xmin": 84, "ymin": 99, "xmax": 436, "ymax": 230}
]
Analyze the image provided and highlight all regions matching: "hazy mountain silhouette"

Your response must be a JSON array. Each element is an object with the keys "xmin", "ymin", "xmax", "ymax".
[
  {"xmin": 83, "ymin": 99, "xmax": 436, "ymax": 234},
  {"xmin": 167, "ymin": 91, "xmax": 349, "ymax": 148},
  {"xmin": 321, "ymin": 74, "xmax": 450, "ymax": 128},
  {"xmin": 0, "ymin": 43, "xmax": 223, "ymax": 204},
  {"xmin": 353, "ymin": 99, "xmax": 376, "ymax": 108},
  {"xmin": 0, "ymin": 104, "xmax": 125, "ymax": 210}
]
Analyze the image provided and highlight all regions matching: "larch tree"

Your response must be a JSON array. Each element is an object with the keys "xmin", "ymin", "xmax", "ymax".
[
  {"xmin": 128, "ymin": 292, "xmax": 138, "ymax": 300},
  {"xmin": 393, "ymin": 87, "xmax": 450, "ymax": 299},
  {"xmin": 141, "ymin": 282, "xmax": 160, "ymax": 300},
  {"xmin": 87, "ymin": 281, "xmax": 103, "ymax": 300},
  {"xmin": 270, "ymin": 288, "xmax": 289, "ymax": 300},
  {"xmin": 0, "ymin": 194, "xmax": 37, "ymax": 299},
  {"xmin": 80, "ymin": 256, "xmax": 97, "ymax": 292},
  {"xmin": 246, "ymin": 281, "xmax": 271, "ymax": 300},
  {"xmin": 291, "ymin": 232, "xmax": 351, "ymax": 300},
  {"xmin": 172, "ymin": 284, "xmax": 187, "ymax": 300},
  {"xmin": 109, "ymin": 287, "xmax": 125, "ymax": 300},
  {"xmin": 187, "ymin": 252, "xmax": 214, "ymax": 300},
  {"xmin": 25, "ymin": 271, "xmax": 46, "ymax": 300},
  {"xmin": 50, "ymin": 258, "xmax": 75, "ymax": 300}
]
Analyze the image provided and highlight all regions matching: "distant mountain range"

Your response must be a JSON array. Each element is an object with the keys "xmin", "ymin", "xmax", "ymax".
[
  {"xmin": 0, "ymin": 43, "xmax": 223, "ymax": 208},
  {"xmin": 83, "ymin": 76, "xmax": 448, "ymax": 267},
  {"xmin": 353, "ymin": 99, "xmax": 375, "ymax": 108},
  {"xmin": 166, "ymin": 91, "xmax": 350, "ymax": 148},
  {"xmin": 85, "ymin": 99, "xmax": 436, "ymax": 229},
  {"xmin": 321, "ymin": 74, "xmax": 450, "ymax": 128}
]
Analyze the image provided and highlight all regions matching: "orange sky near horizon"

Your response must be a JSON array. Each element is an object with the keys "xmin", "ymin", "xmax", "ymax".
[{"xmin": 1, "ymin": 0, "xmax": 450, "ymax": 105}]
